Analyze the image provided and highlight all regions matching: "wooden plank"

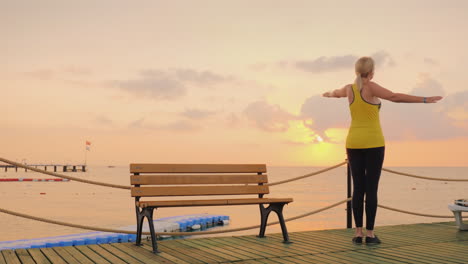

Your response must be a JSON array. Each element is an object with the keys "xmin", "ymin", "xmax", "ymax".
[
  {"xmin": 331, "ymin": 250, "xmax": 397, "ymax": 264},
  {"xmin": 277, "ymin": 256, "xmax": 311, "ymax": 264},
  {"xmin": 375, "ymin": 248, "xmax": 442, "ymax": 264},
  {"xmin": 74, "ymin": 245, "xmax": 111, "ymax": 264},
  {"xmin": 159, "ymin": 240, "xmax": 221, "ymax": 263},
  {"xmin": 202, "ymin": 237, "xmax": 278, "ymax": 258},
  {"xmin": 1, "ymin": 250, "xmax": 21, "ymax": 264},
  {"xmin": 116, "ymin": 243, "xmax": 173, "ymax": 264},
  {"xmin": 292, "ymin": 254, "xmax": 338, "ymax": 264},
  {"xmin": 131, "ymin": 174, "xmax": 268, "ymax": 185},
  {"xmin": 394, "ymin": 244, "xmax": 464, "ymax": 263},
  {"xmin": 156, "ymin": 244, "xmax": 206, "ymax": 264},
  {"xmin": 0, "ymin": 251, "xmax": 5, "ymax": 264},
  {"xmin": 130, "ymin": 163, "xmax": 267, "ymax": 173},
  {"xmin": 137, "ymin": 198, "xmax": 293, "ymax": 207},
  {"xmin": 98, "ymin": 244, "xmax": 143, "ymax": 264},
  {"xmin": 234, "ymin": 236, "xmax": 303, "ymax": 257},
  {"xmin": 111, "ymin": 243, "xmax": 167, "ymax": 264},
  {"xmin": 40, "ymin": 248, "xmax": 67, "ymax": 264},
  {"xmin": 87, "ymin": 244, "xmax": 127, "ymax": 264},
  {"xmin": 62, "ymin": 246, "xmax": 95, "ymax": 264},
  {"xmin": 131, "ymin": 185, "xmax": 269, "ymax": 197},
  {"xmin": 15, "ymin": 249, "xmax": 37, "ymax": 264},
  {"xmin": 27, "ymin": 248, "xmax": 52, "ymax": 264},
  {"xmin": 53, "ymin": 247, "xmax": 81, "ymax": 264},
  {"xmin": 184, "ymin": 237, "xmax": 255, "ymax": 261},
  {"xmin": 174, "ymin": 239, "xmax": 240, "ymax": 262},
  {"xmin": 257, "ymin": 257, "xmax": 290, "ymax": 264}
]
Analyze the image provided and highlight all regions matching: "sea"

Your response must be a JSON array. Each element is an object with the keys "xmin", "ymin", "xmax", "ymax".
[{"xmin": 1, "ymin": 166, "xmax": 467, "ymax": 242}]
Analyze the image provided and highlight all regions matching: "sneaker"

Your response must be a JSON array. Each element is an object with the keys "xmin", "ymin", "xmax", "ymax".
[
  {"xmin": 365, "ymin": 236, "xmax": 381, "ymax": 244},
  {"xmin": 352, "ymin": 236, "xmax": 363, "ymax": 244}
]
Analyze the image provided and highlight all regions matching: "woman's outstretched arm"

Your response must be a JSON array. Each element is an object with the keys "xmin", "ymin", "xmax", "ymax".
[
  {"xmin": 369, "ymin": 82, "xmax": 443, "ymax": 103},
  {"xmin": 322, "ymin": 84, "xmax": 349, "ymax": 98}
]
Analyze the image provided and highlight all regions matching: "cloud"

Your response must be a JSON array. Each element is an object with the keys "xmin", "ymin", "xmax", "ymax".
[
  {"xmin": 128, "ymin": 118, "xmax": 146, "ymax": 129},
  {"xmin": 244, "ymin": 101, "xmax": 296, "ymax": 132},
  {"xmin": 226, "ymin": 113, "xmax": 241, "ymax": 127},
  {"xmin": 111, "ymin": 75, "xmax": 186, "ymax": 100},
  {"xmin": 127, "ymin": 118, "xmax": 199, "ymax": 132},
  {"xmin": 174, "ymin": 69, "xmax": 233, "ymax": 86},
  {"xmin": 410, "ymin": 74, "xmax": 445, "ymax": 96},
  {"xmin": 62, "ymin": 66, "xmax": 93, "ymax": 75},
  {"xmin": 293, "ymin": 55, "xmax": 356, "ymax": 73},
  {"xmin": 94, "ymin": 116, "xmax": 114, "ymax": 126},
  {"xmin": 158, "ymin": 120, "xmax": 200, "ymax": 131},
  {"xmin": 111, "ymin": 69, "xmax": 233, "ymax": 100},
  {"xmin": 23, "ymin": 69, "xmax": 55, "ymax": 80},
  {"xmin": 181, "ymin": 108, "xmax": 217, "ymax": 119},
  {"xmin": 372, "ymin": 50, "xmax": 396, "ymax": 68},
  {"xmin": 278, "ymin": 50, "xmax": 394, "ymax": 73},
  {"xmin": 423, "ymin": 57, "xmax": 439, "ymax": 66},
  {"xmin": 300, "ymin": 95, "xmax": 349, "ymax": 132},
  {"xmin": 23, "ymin": 66, "xmax": 93, "ymax": 80}
]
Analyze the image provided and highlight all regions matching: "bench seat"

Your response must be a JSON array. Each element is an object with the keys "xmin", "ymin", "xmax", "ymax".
[
  {"xmin": 137, "ymin": 198, "xmax": 293, "ymax": 208},
  {"xmin": 130, "ymin": 163, "xmax": 293, "ymax": 253}
]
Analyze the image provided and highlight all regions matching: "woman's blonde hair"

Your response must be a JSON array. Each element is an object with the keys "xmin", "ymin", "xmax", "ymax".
[{"xmin": 355, "ymin": 57, "xmax": 374, "ymax": 91}]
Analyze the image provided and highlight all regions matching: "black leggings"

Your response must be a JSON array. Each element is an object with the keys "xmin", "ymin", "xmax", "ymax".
[{"xmin": 346, "ymin": 147, "xmax": 385, "ymax": 230}]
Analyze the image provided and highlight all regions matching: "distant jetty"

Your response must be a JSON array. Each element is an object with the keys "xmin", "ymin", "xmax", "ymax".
[{"xmin": 0, "ymin": 164, "xmax": 86, "ymax": 172}]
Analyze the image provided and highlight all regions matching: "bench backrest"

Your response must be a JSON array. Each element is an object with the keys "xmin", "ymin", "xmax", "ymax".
[{"xmin": 130, "ymin": 163, "xmax": 268, "ymax": 198}]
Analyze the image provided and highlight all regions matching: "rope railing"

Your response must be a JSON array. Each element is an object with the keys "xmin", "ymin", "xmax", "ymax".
[
  {"xmin": 2, "ymin": 158, "xmax": 467, "ymax": 190},
  {"xmin": 267, "ymin": 161, "xmax": 347, "ymax": 186},
  {"xmin": 382, "ymin": 167, "xmax": 468, "ymax": 182},
  {"xmin": 0, "ymin": 199, "xmax": 456, "ymax": 238},
  {"xmin": 0, "ymin": 156, "xmax": 465, "ymax": 237},
  {"xmin": 0, "ymin": 198, "xmax": 351, "ymax": 236},
  {"xmin": 377, "ymin": 204, "xmax": 453, "ymax": 218},
  {"xmin": 0, "ymin": 158, "xmax": 347, "ymax": 190}
]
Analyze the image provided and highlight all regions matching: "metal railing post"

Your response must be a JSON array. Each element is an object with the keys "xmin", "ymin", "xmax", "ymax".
[{"xmin": 346, "ymin": 160, "xmax": 352, "ymax": 229}]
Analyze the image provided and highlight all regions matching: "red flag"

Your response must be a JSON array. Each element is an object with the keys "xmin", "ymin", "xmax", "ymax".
[{"xmin": 86, "ymin": 141, "xmax": 91, "ymax": 146}]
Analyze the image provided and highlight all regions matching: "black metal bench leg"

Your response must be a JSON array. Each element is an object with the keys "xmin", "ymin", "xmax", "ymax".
[
  {"xmin": 271, "ymin": 203, "xmax": 291, "ymax": 243},
  {"xmin": 258, "ymin": 204, "xmax": 271, "ymax": 238},
  {"xmin": 146, "ymin": 208, "xmax": 160, "ymax": 253},
  {"xmin": 135, "ymin": 208, "xmax": 145, "ymax": 246}
]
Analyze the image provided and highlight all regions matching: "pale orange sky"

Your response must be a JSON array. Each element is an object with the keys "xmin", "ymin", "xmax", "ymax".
[{"xmin": 2, "ymin": 1, "xmax": 467, "ymax": 166}]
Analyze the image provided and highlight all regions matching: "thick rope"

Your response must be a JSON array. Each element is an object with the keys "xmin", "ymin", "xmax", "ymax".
[
  {"xmin": 0, "ymin": 157, "xmax": 130, "ymax": 190},
  {"xmin": 267, "ymin": 161, "xmax": 347, "ymax": 186},
  {"xmin": 0, "ymin": 198, "xmax": 350, "ymax": 236},
  {"xmin": 382, "ymin": 168, "xmax": 468, "ymax": 182},
  {"xmin": 0, "ymin": 156, "xmax": 462, "ymax": 236},
  {"xmin": 0, "ymin": 157, "xmax": 347, "ymax": 189},
  {"xmin": 378, "ymin": 204, "xmax": 453, "ymax": 218}
]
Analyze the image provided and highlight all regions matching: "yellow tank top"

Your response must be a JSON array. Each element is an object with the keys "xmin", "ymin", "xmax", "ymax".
[{"xmin": 346, "ymin": 83, "xmax": 385, "ymax": 149}]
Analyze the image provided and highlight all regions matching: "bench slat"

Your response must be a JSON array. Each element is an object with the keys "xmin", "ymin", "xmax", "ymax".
[
  {"xmin": 130, "ymin": 174, "xmax": 268, "ymax": 185},
  {"xmin": 130, "ymin": 164, "xmax": 267, "ymax": 173},
  {"xmin": 131, "ymin": 186, "xmax": 269, "ymax": 197},
  {"xmin": 137, "ymin": 198, "xmax": 293, "ymax": 208}
]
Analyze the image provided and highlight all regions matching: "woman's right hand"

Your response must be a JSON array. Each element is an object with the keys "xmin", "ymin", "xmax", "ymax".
[{"xmin": 425, "ymin": 96, "xmax": 443, "ymax": 103}]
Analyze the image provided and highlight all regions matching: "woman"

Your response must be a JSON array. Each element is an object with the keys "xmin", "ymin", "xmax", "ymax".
[{"xmin": 323, "ymin": 57, "xmax": 443, "ymax": 244}]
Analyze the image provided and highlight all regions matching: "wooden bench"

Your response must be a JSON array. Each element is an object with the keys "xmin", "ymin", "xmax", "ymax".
[{"xmin": 130, "ymin": 163, "xmax": 293, "ymax": 253}]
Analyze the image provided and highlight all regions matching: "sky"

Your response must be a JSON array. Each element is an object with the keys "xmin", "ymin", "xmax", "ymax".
[{"xmin": 2, "ymin": 0, "xmax": 467, "ymax": 166}]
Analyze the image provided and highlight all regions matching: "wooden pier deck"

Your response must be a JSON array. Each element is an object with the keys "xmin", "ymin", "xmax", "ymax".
[{"xmin": 1, "ymin": 221, "xmax": 467, "ymax": 263}]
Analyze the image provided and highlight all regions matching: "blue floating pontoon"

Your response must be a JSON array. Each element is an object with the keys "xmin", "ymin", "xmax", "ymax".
[{"xmin": 0, "ymin": 214, "xmax": 229, "ymax": 250}]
